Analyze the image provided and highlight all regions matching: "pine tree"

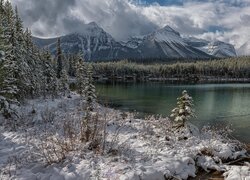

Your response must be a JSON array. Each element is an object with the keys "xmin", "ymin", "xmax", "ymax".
[
  {"xmin": 3, "ymin": 1, "xmax": 31, "ymax": 99},
  {"xmin": 56, "ymin": 38, "xmax": 63, "ymax": 78},
  {"xmin": 41, "ymin": 48, "xmax": 59, "ymax": 100},
  {"xmin": 68, "ymin": 54, "xmax": 75, "ymax": 77},
  {"xmin": 0, "ymin": 0, "xmax": 4, "ymax": 12},
  {"xmin": 0, "ymin": 5, "xmax": 5, "ymax": 54},
  {"xmin": 60, "ymin": 68, "xmax": 69, "ymax": 96},
  {"xmin": 14, "ymin": 7, "xmax": 24, "ymax": 46},
  {"xmin": 84, "ymin": 65, "xmax": 96, "ymax": 111},
  {"xmin": 82, "ymin": 65, "xmax": 97, "ymax": 142},
  {"xmin": 24, "ymin": 28, "xmax": 33, "ymax": 53},
  {"xmin": 51, "ymin": 72, "xmax": 59, "ymax": 100},
  {"xmin": 75, "ymin": 53, "xmax": 86, "ymax": 96},
  {"xmin": 38, "ymin": 49, "xmax": 49, "ymax": 98},
  {"xmin": 0, "ymin": 1, "xmax": 20, "ymax": 118},
  {"xmin": 0, "ymin": 0, "xmax": 60, "ymax": 117},
  {"xmin": 0, "ymin": 37, "xmax": 20, "ymax": 118},
  {"xmin": 170, "ymin": 90, "xmax": 195, "ymax": 129},
  {"xmin": 0, "ymin": 59, "xmax": 20, "ymax": 118}
]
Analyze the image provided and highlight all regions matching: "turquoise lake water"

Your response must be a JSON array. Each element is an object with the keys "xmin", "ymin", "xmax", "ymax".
[{"xmin": 96, "ymin": 82, "xmax": 250, "ymax": 143}]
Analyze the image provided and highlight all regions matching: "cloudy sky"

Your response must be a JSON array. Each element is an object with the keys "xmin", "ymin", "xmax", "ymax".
[{"xmin": 10, "ymin": 0, "xmax": 250, "ymax": 49}]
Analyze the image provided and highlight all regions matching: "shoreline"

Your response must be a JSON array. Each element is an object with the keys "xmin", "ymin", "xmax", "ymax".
[{"xmin": 93, "ymin": 76, "xmax": 250, "ymax": 83}]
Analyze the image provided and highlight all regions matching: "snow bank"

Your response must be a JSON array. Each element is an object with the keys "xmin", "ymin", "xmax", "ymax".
[{"xmin": 224, "ymin": 166, "xmax": 250, "ymax": 180}]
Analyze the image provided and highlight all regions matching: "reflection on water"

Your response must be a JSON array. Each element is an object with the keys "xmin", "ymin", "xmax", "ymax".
[{"xmin": 96, "ymin": 82, "xmax": 250, "ymax": 143}]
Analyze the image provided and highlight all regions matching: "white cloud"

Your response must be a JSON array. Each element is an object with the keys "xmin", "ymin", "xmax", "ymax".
[
  {"xmin": 10, "ymin": 0, "xmax": 250, "ymax": 53},
  {"xmin": 134, "ymin": 1, "xmax": 250, "ymax": 49}
]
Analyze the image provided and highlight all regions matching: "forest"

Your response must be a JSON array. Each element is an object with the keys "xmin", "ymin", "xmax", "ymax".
[
  {"xmin": 0, "ymin": 1, "xmax": 92, "ymax": 119},
  {"xmin": 91, "ymin": 57, "xmax": 250, "ymax": 82}
]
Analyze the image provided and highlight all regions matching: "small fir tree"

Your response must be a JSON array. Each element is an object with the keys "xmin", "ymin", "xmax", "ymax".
[{"xmin": 170, "ymin": 90, "xmax": 195, "ymax": 129}]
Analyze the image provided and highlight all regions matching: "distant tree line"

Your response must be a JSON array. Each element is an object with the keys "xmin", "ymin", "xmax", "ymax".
[{"xmin": 91, "ymin": 57, "xmax": 250, "ymax": 81}]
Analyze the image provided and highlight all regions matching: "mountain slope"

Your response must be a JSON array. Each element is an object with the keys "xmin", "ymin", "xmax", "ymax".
[
  {"xmin": 184, "ymin": 37, "xmax": 237, "ymax": 58},
  {"xmin": 32, "ymin": 36, "xmax": 58, "ymax": 48},
  {"xmin": 237, "ymin": 41, "xmax": 250, "ymax": 56},
  {"xmin": 33, "ymin": 23, "xmax": 236, "ymax": 61},
  {"xmin": 38, "ymin": 22, "xmax": 132, "ymax": 61},
  {"xmin": 135, "ymin": 26, "xmax": 211, "ymax": 59}
]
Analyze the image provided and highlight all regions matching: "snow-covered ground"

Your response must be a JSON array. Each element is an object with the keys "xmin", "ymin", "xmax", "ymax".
[{"xmin": 0, "ymin": 93, "xmax": 249, "ymax": 180}]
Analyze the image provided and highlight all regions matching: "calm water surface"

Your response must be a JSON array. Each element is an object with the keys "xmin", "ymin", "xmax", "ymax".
[{"xmin": 96, "ymin": 82, "xmax": 250, "ymax": 143}]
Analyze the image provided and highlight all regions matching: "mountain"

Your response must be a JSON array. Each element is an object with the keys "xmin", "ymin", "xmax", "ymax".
[
  {"xmin": 33, "ymin": 22, "xmax": 132, "ymax": 61},
  {"xmin": 184, "ymin": 37, "xmax": 237, "ymax": 58},
  {"xmin": 121, "ymin": 36, "xmax": 144, "ymax": 49},
  {"xmin": 132, "ymin": 26, "xmax": 211, "ymax": 59},
  {"xmin": 237, "ymin": 41, "xmax": 250, "ymax": 56},
  {"xmin": 33, "ymin": 22, "xmax": 236, "ymax": 61}
]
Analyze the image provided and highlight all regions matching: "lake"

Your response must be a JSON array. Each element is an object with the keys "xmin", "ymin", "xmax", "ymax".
[{"xmin": 96, "ymin": 82, "xmax": 250, "ymax": 143}]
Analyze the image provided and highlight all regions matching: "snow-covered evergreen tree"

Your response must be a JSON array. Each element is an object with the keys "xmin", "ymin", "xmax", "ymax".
[
  {"xmin": 75, "ymin": 53, "xmax": 86, "ymax": 96},
  {"xmin": 60, "ymin": 69, "xmax": 69, "ymax": 96},
  {"xmin": 0, "ymin": 5, "xmax": 5, "ymax": 54},
  {"xmin": 56, "ymin": 38, "xmax": 63, "ymax": 78},
  {"xmin": 82, "ymin": 65, "xmax": 97, "ymax": 142},
  {"xmin": 170, "ymin": 90, "xmax": 195, "ymax": 129},
  {"xmin": 51, "ymin": 72, "xmax": 59, "ymax": 100},
  {"xmin": 0, "ymin": 2, "xmax": 20, "ymax": 118},
  {"xmin": 84, "ymin": 65, "xmax": 96, "ymax": 112},
  {"xmin": 0, "ymin": 1, "xmax": 60, "ymax": 117},
  {"xmin": 15, "ymin": 7, "xmax": 33, "ymax": 99},
  {"xmin": 68, "ymin": 54, "xmax": 76, "ymax": 77},
  {"xmin": 0, "ymin": 38, "xmax": 20, "ymax": 118}
]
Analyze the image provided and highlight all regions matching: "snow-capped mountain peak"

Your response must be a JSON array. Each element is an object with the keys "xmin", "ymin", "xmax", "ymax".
[
  {"xmin": 237, "ymin": 41, "xmax": 250, "ymax": 56},
  {"xmin": 87, "ymin": 21, "xmax": 99, "ymax": 27},
  {"xmin": 147, "ymin": 25, "xmax": 185, "ymax": 45},
  {"xmin": 202, "ymin": 41, "xmax": 236, "ymax": 57},
  {"xmin": 74, "ymin": 22, "xmax": 112, "ymax": 39},
  {"xmin": 33, "ymin": 22, "xmax": 237, "ymax": 60},
  {"xmin": 184, "ymin": 37, "xmax": 237, "ymax": 57},
  {"xmin": 159, "ymin": 25, "xmax": 180, "ymax": 36}
]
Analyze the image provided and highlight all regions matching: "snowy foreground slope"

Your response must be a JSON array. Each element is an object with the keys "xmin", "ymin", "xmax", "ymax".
[{"xmin": 0, "ymin": 93, "xmax": 249, "ymax": 180}]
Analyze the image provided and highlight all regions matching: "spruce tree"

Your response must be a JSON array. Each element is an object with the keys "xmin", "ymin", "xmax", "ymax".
[
  {"xmin": 56, "ymin": 38, "xmax": 63, "ymax": 78},
  {"xmin": 84, "ymin": 65, "xmax": 96, "ymax": 111},
  {"xmin": 51, "ymin": 72, "xmax": 59, "ymax": 100},
  {"xmin": 0, "ymin": 0, "xmax": 60, "ymax": 117},
  {"xmin": 170, "ymin": 90, "xmax": 195, "ymax": 129},
  {"xmin": 0, "ymin": 6, "xmax": 5, "ymax": 53},
  {"xmin": 75, "ymin": 53, "xmax": 86, "ymax": 96},
  {"xmin": 0, "ymin": 1, "xmax": 20, "ymax": 118},
  {"xmin": 0, "ymin": 36, "xmax": 20, "ymax": 118},
  {"xmin": 60, "ymin": 68, "xmax": 69, "ymax": 96},
  {"xmin": 68, "ymin": 54, "xmax": 75, "ymax": 77},
  {"xmin": 39, "ymin": 48, "xmax": 52, "ymax": 98},
  {"xmin": 24, "ymin": 28, "xmax": 33, "ymax": 53},
  {"xmin": 82, "ymin": 65, "xmax": 97, "ymax": 142}
]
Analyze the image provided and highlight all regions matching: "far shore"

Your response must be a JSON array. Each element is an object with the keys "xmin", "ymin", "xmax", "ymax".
[{"xmin": 91, "ymin": 76, "xmax": 250, "ymax": 83}]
